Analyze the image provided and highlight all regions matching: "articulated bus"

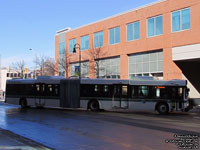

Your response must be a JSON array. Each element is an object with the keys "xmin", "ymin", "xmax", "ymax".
[{"xmin": 5, "ymin": 76, "xmax": 191, "ymax": 114}]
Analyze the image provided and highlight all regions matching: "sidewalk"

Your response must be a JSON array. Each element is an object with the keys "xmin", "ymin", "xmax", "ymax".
[{"xmin": 0, "ymin": 128, "xmax": 52, "ymax": 150}]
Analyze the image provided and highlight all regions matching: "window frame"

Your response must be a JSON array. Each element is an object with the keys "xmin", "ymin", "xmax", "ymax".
[
  {"xmin": 69, "ymin": 38, "xmax": 76, "ymax": 53},
  {"xmin": 171, "ymin": 7, "xmax": 191, "ymax": 33},
  {"xmin": 109, "ymin": 26, "xmax": 120, "ymax": 45},
  {"xmin": 94, "ymin": 31, "xmax": 104, "ymax": 48},
  {"xmin": 126, "ymin": 21, "xmax": 140, "ymax": 42},
  {"xmin": 97, "ymin": 56, "xmax": 120, "ymax": 79},
  {"xmin": 81, "ymin": 35, "xmax": 89, "ymax": 51},
  {"xmin": 128, "ymin": 51, "xmax": 163, "ymax": 78},
  {"xmin": 59, "ymin": 42, "xmax": 65, "ymax": 55},
  {"xmin": 147, "ymin": 15, "xmax": 163, "ymax": 38}
]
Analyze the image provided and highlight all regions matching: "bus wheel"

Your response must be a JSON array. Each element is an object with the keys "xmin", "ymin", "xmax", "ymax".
[
  {"xmin": 157, "ymin": 103, "xmax": 169, "ymax": 115},
  {"xmin": 88, "ymin": 100, "xmax": 99, "ymax": 111},
  {"xmin": 20, "ymin": 98, "xmax": 27, "ymax": 108}
]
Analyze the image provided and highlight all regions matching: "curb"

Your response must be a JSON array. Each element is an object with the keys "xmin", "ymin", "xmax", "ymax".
[{"xmin": 0, "ymin": 128, "xmax": 53, "ymax": 150}]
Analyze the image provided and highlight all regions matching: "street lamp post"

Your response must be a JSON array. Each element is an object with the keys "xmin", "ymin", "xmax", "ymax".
[
  {"xmin": 73, "ymin": 43, "xmax": 81, "ymax": 79},
  {"xmin": 29, "ymin": 48, "xmax": 37, "ymax": 79}
]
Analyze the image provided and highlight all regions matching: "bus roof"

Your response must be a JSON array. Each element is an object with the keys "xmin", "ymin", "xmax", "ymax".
[
  {"xmin": 6, "ymin": 76, "xmax": 64, "ymax": 84},
  {"xmin": 6, "ymin": 76, "xmax": 187, "ymax": 87},
  {"xmin": 129, "ymin": 79, "xmax": 187, "ymax": 86},
  {"xmin": 80, "ymin": 78, "xmax": 187, "ymax": 86}
]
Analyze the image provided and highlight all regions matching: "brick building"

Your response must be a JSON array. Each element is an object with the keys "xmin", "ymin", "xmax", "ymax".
[{"xmin": 55, "ymin": 0, "xmax": 200, "ymax": 100}]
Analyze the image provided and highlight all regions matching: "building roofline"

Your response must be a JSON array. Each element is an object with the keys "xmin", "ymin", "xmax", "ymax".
[
  {"xmin": 56, "ymin": 0, "xmax": 167, "ymax": 35},
  {"xmin": 56, "ymin": 27, "xmax": 71, "ymax": 35}
]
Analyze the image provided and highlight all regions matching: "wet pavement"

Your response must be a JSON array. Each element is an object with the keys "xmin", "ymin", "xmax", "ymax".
[
  {"xmin": 0, "ymin": 102, "xmax": 199, "ymax": 150},
  {"xmin": 0, "ymin": 128, "xmax": 51, "ymax": 150}
]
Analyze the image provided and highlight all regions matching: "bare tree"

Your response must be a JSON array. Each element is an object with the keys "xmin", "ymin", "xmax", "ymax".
[
  {"xmin": 33, "ymin": 55, "xmax": 46, "ymax": 76},
  {"xmin": 33, "ymin": 54, "xmax": 71, "ymax": 77},
  {"xmin": 34, "ymin": 55, "xmax": 58, "ymax": 76},
  {"xmin": 11, "ymin": 60, "xmax": 25, "ymax": 78},
  {"xmin": 43, "ymin": 57, "xmax": 56, "ymax": 76},
  {"xmin": 86, "ymin": 46, "xmax": 108, "ymax": 78},
  {"xmin": 55, "ymin": 53, "xmax": 71, "ymax": 78}
]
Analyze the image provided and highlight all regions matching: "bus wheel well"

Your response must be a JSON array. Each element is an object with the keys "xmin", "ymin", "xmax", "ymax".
[
  {"xmin": 155, "ymin": 102, "xmax": 169, "ymax": 115},
  {"xmin": 87, "ymin": 99, "xmax": 100, "ymax": 111},
  {"xmin": 19, "ymin": 97, "xmax": 27, "ymax": 108}
]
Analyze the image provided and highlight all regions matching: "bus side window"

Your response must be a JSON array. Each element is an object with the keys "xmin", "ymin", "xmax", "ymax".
[
  {"xmin": 113, "ymin": 85, "xmax": 121, "ymax": 98},
  {"xmin": 94, "ymin": 85, "xmax": 98, "ymax": 92},
  {"xmin": 48, "ymin": 85, "xmax": 53, "ymax": 92},
  {"xmin": 131, "ymin": 86, "xmax": 135, "ymax": 98},
  {"xmin": 104, "ymin": 85, "xmax": 109, "ymax": 92},
  {"xmin": 178, "ymin": 88, "xmax": 183, "ymax": 98},
  {"xmin": 122, "ymin": 86, "xmax": 128, "ymax": 97},
  {"xmin": 103, "ymin": 85, "xmax": 111, "ymax": 97},
  {"xmin": 156, "ymin": 88, "xmax": 160, "ymax": 98},
  {"xmin": 94, "ymin": 85, "xmax": 101, "ymax": 97},
  {"xmin": 138, "ymin": 86, "xmax": 148, "ymax": 97},
  {"xmin": 54, "ymin": 85, "xmax": 59, "ymax": 96},
  {"xmin": 36, "ymin": 84, "xmax": 40, "ymax": 92},
  {"xmin": 46, "ymin": 84, "xmax": 53, "ymax": 96}
]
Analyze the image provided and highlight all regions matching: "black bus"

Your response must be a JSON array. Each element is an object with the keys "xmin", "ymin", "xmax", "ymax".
[{"xmin": 5, "ymin": 76, "xmax": 191, "ymax": 114}]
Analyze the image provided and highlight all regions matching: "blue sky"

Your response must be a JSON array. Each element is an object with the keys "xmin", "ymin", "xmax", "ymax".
[{"xmin": 0, "ymin": 0, "xmax": 158, "ymax": 69}]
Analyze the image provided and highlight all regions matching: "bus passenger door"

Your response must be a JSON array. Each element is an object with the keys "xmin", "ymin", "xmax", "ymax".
[
  {"xmin": 172, "ymin": 87, "xmax": 184, "ymax": 111},
  {"xmin": 121, "ymin": 85, "xmax": 129, "ymax": 109},
  {"xmin": 34, "ymin": 83, "xmax": 46, "ymax": 107},
  {"xmin": 112, "ymin": 85, "xmax": 128, "ymax": 109},
  {"xmin": 112, "ymin": 85, "xmax": 120, "ymax": 108}
]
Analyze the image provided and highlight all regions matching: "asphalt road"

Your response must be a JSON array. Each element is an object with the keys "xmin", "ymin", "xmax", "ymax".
[{"xmin": 0, "ymin": 102, "xmax": 199, "ymax": 150}]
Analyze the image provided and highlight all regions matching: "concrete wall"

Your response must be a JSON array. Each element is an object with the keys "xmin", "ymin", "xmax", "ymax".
[{"xmin": 173, "ymin": 44, "xmax": 200, "ymax": 61}]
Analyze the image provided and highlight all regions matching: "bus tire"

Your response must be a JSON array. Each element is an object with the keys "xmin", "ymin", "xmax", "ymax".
[
  {"xmin": 19, "ymin": 98, "xmax": 27, "ymax": 108},
  {"xmin": 88, "ymin": 100, "xmax": 99, "ymax": 111},
  {"xmin": 156, "ymin": 102, "xmax": 169, "ymax": 115}
]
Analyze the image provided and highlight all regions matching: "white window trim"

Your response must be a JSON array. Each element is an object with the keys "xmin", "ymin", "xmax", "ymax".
[
  {"xmin": 171, "ymin": 7, "xmax": 190, "ymax": 33},
  {"xmin": 69, "ymin": 38, "xmax": 76, "ymax": 53},
  {"xmin": 109, "ymin": 26, "xmax": 120, "ymax": 45},
  {"xmin": 126, "ymin": 21, "xmax": 140, "ymax": 42},
  {"xmin": 94, "ymin": 31, "xmax": 104, "ymax": 48},
  {"xmin": 81, "ymin": 35, "xmax": 89, "ymax": 51},
  {"xmin": 147, "ymin": 15, "xmax": 163, "ymax": 38}
]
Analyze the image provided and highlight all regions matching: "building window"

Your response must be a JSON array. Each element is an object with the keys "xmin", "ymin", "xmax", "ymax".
[
  {"xmin": 81, "ymin": 35, "xmax": 89, "ymax": 50},
  {"xmin": 69, "ymin": 38, "xmax": 76, "ymax": 53},
  {"xmin": 127, "ymin": 21, "xmax": 140, "ymax": 41},
  {"xmin": 70, "ymin": 61, "xmax": 89, "ymax": 78},
  {"xmin": 94, "ymin": 31, "xmax": 103, "ymax": 48},
  {"xmin": 129, "ymin": 51, "xmax": 163, "ymax": 78},
  {"xmin": 59, "ymin": 42, "xmax": 65, "ymax": 76},
  {"xmin": 59, "ymin": 42, "xmax": 65, "ymax": 55},
  {"xmin": 109, "ymin": 27, "xmax": 120, "ymax": 45},
  {"xmin": 97, "ymin": 57, "xmax": 120, "ymax": 79},
  {"xmin": 172, "ymin": 8, "xmax": 190, "ymax": 32},
  {"xmin": 147, "ymin": 15, "xmax": 163, "ymax": 37}
]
